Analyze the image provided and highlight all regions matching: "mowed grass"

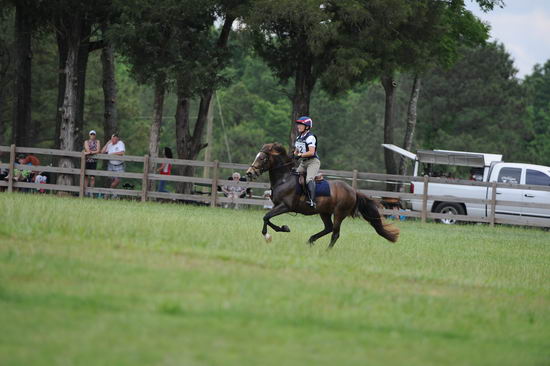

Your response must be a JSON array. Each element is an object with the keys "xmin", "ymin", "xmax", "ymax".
[{"xmin": 0, "ymin": 194, "xmax": 549, "ymax": 366}]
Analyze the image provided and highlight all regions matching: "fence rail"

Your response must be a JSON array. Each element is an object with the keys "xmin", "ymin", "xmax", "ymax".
[{"xmin": 1, "ymin": 144, "xmax": 549, "ymax": 228}]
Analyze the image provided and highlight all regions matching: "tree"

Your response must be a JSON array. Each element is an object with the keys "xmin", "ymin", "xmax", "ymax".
[
  {"xmin": 12, "ymin": 1, "xmax": 34, "ymax": 146},
  {"xmin": 111, "ymin": 0, "xmax": 220, "ymax": 163},
  {"xmin": 417, "ymin": 42, "xmax": 529, "ymax": 162},
  {"xmin": 523, "ymin": 60, "xmax": 550, "ymax": 166},
  {"xmin": 37, "ymin": 0, "xmax": 110, "ymax": 184},
  {"xmin": 247, "ymin": 0, "xmax": 337, "ymax": 147},
  {"xmin": 0, "ymin": 6, "xmax": 14, "ymax": 146},
  {"xmin": 174, "ymin": 10, "xmax": 238, "ymax": 192},
  {"xmin": 52, "ymin": 1, "xmax": 110, "ymax": 149},
  {"xmin": 101, "ymin": 22, "xmax": 118, "ymax": 141},
  {"xmin": 324, "ymin": 0, "xmax": 498, "ymax": 175}
]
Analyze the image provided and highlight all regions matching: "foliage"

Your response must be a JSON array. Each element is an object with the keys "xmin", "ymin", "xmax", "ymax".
[
  {"xmin": 523, "ymin": 60, "xmax": 550, "ymax": 166},
  {"xmin": 1, "ymin": 194, "xmax": 549, "ymax": 365},
  {"xmin": 417, "ymin": 42, "xmax": 531, "ymax": 162}
]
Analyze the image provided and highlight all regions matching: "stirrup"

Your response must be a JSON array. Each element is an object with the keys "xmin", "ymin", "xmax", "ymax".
[{"xmin": 307, "ymin": 199, "xmax": 316, "ymax": 208}]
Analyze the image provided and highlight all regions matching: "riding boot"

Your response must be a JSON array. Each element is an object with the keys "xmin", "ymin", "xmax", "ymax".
[{"xmin": 306, "ymin": 180, "xmax": 316, "ymax": 208}]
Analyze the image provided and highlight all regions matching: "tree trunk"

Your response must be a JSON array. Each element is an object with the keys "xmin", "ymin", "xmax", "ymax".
[
  {"xmin": 147, "ymin": 77, "xmax": 166, "ymax": 192},
  {"xmin": 148, "ymin": 78, "xmax": 165, "ymax": 159},
  {"xmin": 0, "ymin": 21, "xmax": 11, "ymax": 146},
  {"xmin": 381, "ymin": 73, "xmax": 398, "ymax": 176},
  {"xmin": 399, "ymin": 75, "xmax": 421, "ymax": 176},
  {"xmin": 55, "ymin": 33, "xmax": 68, "ymax": 149},
  {"xmin": 289, "ymin": 57, "xmax": 315, "ymax": 148},
  {"xmin": 12, "ymin": 3, "xmax": 32, "ymax": 146},
  {"xmin": 174, "ymin": 90, "xmax": 212, "ymax": 194},
  {"xmin": 101, "ymin": 29, "xmax": 117, "ymax": 140},
  {"xmin": 175, "ymin": 93, "xmax": 194, "ymax": 194},
  {"xmin": 75, "ymin": 22, "xmax": 92, "ymax": 150},
  {"xmin": 57, "ymin": 16, "xmax": 83, "ymax": 187}
]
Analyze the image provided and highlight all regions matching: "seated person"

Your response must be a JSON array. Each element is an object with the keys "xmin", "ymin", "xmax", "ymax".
[
  {"xmin": 13, "ymin": 167, "xmax": 32, "ymax": 182},
  {"xmin": 34, "ymin": 172, "xmax": 48, "ymax": 193},
  {"xmin": 222, "ymin": 172, "xmax": 247, "ymax": 199},
  {"xmin": 18, "ymin": 154, "xmax": 41, "ymax": 166},
  {"xmin": 16, "ymin": 154, "xmax": 41, "ymax": 182},
  {"xmin": 0, "ymin": 158, "xmax": 7, "ymax": 181}
]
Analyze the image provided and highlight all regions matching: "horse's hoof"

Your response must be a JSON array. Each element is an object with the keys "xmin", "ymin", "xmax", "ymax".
[
  {"xmin": 307, "ymin": 239, "xmax": 315, "ymax": 247},
  {"xmin": 264, "ymin": 233, "xmax": 272, "ymax": 243},
  {"xmin": 281, "ymin": 225, "xmax": 290, "ymax": 232}
]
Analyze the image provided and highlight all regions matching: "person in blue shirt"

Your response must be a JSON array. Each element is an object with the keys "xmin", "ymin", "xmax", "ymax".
[{"xmin": 293, "ymin": 116, "xmax": 320, "ymax": 207}]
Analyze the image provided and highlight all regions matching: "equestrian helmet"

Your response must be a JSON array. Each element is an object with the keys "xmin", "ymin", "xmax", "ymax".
[{"xmin": 295, "ymin": 116, "xmax": 313, "ymax": 128}]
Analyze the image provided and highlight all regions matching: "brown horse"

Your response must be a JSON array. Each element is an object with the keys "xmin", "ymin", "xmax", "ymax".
[{"xmin": 246, "ymin": 143, "xmax": 399, "ymax": 249}]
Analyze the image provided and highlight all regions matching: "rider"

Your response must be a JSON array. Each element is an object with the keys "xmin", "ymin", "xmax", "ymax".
[{"xmin": 293, "ymin": 116, "xmax": 320, "ymax": 208}]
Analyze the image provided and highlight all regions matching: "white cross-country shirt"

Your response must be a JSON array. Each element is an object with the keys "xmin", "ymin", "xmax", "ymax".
[{"xmin": 106, "ymin": 141, "xmax": 125, "ymax": 165}]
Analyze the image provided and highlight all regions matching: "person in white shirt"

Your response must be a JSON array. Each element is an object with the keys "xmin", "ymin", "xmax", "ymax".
[{"xmin": 101, "ymin": 133, "xmax": 126, "ymax": 190}]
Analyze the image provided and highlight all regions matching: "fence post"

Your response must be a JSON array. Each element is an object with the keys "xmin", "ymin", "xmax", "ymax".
[
  {"xmin": 210, "ymin": 160, "xmax": 219, "ymax": 207},
  {"xmin": 141, "ymin": 155, "xmax": 149, "ymax": 202},
  {"xmin": 421, "ymin": 175, "xmax": 429, "ymax": 223},
  {"xmin": 352, "ymin": 169, "xmax": 358, "ymax": 190},
  {"xmin": 490, "ymin": 181, "xmax": 497, "ymax": 227},
  {"xmin": 79, "ymin": 151, "xmax": 86, "ymax": 198},
  {"xmin": 7, "ymin": 144, "xmax": 16, "ymax": 193}
]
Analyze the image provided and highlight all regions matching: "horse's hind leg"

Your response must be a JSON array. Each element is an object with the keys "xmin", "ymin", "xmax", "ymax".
[
  {"xmin": 308, "ymin": 213, "xmax": 333, "ymax": 245},
  {"xmin": 328, "ymin": 213, "xmax": 346, "ymax": 249}
]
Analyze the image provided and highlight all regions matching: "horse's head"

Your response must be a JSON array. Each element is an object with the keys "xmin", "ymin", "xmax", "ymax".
[{"xmin": 246, "ymin": 143, "xmax": 287, "ymax": 180}]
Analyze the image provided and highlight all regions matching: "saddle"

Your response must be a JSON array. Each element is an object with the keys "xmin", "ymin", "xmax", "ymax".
[
  {"xmin": 291, "ymin": 170, "xmax": 330, "ymax": 199},
  {"xmin": 297, "ymin": 173, "xmax": 324, "ymax": 187}
]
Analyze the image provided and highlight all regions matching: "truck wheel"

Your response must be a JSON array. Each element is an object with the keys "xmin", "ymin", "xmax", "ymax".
[{"xmin": 434, "ymin": 202, "xmax": 465, "ymax": 225}]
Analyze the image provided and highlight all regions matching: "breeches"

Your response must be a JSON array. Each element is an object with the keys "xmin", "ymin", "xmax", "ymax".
[{"xmin": 297, "ymin": 158, "xmax": 320, "ymax": 183}]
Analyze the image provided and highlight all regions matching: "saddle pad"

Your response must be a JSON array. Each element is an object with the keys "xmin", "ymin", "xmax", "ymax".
[{"xmin": 296, "ymin": 179, "xmax": 331, "ymax": 197}]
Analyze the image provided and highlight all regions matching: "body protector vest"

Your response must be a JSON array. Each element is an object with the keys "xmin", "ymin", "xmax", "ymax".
[{"xmin": 295, "ymin": 131, "xmax": 319, "ymax": 159}]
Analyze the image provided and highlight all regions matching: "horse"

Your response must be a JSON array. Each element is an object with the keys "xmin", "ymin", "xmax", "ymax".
[{"xmin": 246, "ymin": 143, "xmax": 399, "ymax": 249}]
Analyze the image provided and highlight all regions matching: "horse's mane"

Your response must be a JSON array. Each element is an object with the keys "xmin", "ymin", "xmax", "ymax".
[{"xmin": 270, "ymin": 143, "xmax": 288, "ymax": 156}]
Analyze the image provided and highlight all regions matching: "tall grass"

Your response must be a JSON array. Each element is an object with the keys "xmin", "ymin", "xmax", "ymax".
[{"xmin": 0, "ymin": 194, "xmax": 549, "ymax": 366}]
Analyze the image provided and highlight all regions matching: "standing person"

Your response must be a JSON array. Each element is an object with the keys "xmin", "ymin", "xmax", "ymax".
[
  {"xmin": 293, "ymin": 116, "xmax": 320, "ymax": 208},
  {"xmin": 84, "ymin": 130, "xmax": 101, "ymax": 195},
  {"xmin": 157, "ymin": 147, "xmax": 173, "ymax": 193},
  {"xmin": 101, "ymin": 133, "xmax": 125, "ymax": 194}
]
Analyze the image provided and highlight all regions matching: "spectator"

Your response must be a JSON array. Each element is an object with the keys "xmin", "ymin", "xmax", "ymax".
[
  {"xmin": 222, "ymin": 172, "xmax": 246, "ymax": 209},
  {"xmin": 0, "ymin": 156, "xmax": 7, "ymax": 182},
  {"xmin": 100, "ymin": 133, "xmax": 125, "ymax": 194},
  {"xmin": 84, "ymin": 130, "xmax": 101, "ymax": 195},
  {"xmin": 15, "ymin": 154, "xmax": 40, "ymax": 190},
  {"xmin": 157, "ymin": 147, "xmax": 173, "ymax": 193},
  {"xmin": 18, "ymin": 154, "xmax": 40, "ymax": 167},
  {"xmin": 34, "ymin": 172, "xmax": 48, "ymax": 193},
  {"xmin": 263, "ymin": 190, "xmax": 273, "ymax": 209}
]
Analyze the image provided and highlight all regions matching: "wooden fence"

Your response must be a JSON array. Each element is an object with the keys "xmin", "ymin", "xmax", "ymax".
[{"xmin": 1, "ymin": 144, "xmax": 550, "ymax": 228}]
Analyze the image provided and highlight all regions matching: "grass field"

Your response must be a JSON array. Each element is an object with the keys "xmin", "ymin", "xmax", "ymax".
[{"xmin": 0, "ymin": 193, "xmax": 549, "ymax": 366}]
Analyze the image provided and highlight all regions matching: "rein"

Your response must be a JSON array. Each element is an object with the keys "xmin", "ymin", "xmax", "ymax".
[
  {"xmin": 268, "ymin": 158, "xmax": 294, "ymax": 173},
  {"xmin": 249, "ymin": 150, "xmax": 294, "ymax": 175}
]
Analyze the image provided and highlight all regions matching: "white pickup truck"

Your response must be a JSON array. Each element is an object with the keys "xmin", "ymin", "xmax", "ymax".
[{"xmin": 383, "ymin": 144, "xmax": 550, "ymax": 225}]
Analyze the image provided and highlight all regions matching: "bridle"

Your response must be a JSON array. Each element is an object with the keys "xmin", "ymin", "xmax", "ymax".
[{"xmin": 248, "ymin": 148, "xmax": 294, "ymax": 178}]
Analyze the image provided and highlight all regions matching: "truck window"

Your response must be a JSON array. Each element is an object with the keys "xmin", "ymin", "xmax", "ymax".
[
  {"xmin": 526, "ymin": 169, "xmax": 550, "ymax": 186},
  {"xmin": 498, "ymin": 167, "xmax": 521, "ymax": 184}
]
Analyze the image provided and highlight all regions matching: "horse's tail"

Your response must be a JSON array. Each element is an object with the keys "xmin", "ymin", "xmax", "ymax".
[{"xmin": 354, "ymin": 192, "xmax": 399, "ymax": 243}]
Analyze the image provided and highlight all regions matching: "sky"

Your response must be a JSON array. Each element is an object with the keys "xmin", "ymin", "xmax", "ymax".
[{"xmin": 466, "ymin": 0, "xmax": 550, "ymax": 78}]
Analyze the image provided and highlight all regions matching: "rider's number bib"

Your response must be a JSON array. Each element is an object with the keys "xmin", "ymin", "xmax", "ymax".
[{"xmin": 296, "ymin": 142, "xmax": 307, "ymax": 154}]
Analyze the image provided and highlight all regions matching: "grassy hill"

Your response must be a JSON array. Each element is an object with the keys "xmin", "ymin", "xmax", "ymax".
[{"xmin": 0, "ymin": 194, "xmax": 549, "ymax": 365}]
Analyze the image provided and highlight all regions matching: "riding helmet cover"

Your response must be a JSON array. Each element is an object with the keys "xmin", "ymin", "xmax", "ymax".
[{"xmin": 295, "ymin": 116, "xmax": 313, "ymax": 128}]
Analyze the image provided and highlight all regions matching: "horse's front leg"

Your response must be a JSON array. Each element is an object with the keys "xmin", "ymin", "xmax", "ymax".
[{"xmin": 262, "ymin": 203, "xmax": 291, "ymax": 241}]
